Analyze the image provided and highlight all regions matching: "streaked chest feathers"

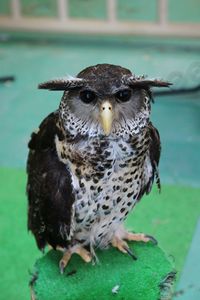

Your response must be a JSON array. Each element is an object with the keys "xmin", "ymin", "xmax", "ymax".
[{"xmin": 55, "ymin": 129, "xmax": 152, "ymax": 248}]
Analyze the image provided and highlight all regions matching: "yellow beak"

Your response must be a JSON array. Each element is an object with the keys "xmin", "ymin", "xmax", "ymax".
[{"xmin": 100, "ymin": 101, "xmax": 113, "ymax": 136}]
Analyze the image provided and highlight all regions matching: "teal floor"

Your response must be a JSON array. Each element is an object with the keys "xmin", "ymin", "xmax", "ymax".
[{"xmin": 0, "ymin": 33, "xmax": 200, "ymax": 299}]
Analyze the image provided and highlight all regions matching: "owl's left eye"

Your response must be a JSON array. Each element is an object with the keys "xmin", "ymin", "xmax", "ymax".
[
  {"xmin": 79, "ymin": 90, "xmax": 96, "ymax": 104},
  {"xmin": 115, "ymin": 89, "xmax": 132, "ymax": 102}
]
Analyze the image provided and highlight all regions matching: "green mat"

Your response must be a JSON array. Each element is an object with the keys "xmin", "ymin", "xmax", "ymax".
[
  {"xmin": 0, "ymin": 168, "xmax": 200, "ymax": 300},
  {"xmin": 31, "ymin": 244, "xmax": 175, "ymax": 300}
]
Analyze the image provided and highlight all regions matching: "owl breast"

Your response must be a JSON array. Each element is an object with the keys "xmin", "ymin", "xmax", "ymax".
[{"xmin": 55, "ymin": 130, "xmax": 152, "ymax": 249}]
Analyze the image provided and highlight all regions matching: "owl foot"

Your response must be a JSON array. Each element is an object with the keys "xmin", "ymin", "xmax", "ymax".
[
  {"xmin": 59, "ymin": 245, "xmax": 92, "ymax": 274},
  {"xmin": 111, "ymin": 237, "xmax": 137, "ymax": 260},
  {"xmin": 124, "ymin": 232, "xmax": 157, "ymax": 245},
  {"xmin": 111, "ymin": 228, "xmax": 157, "ymax": 260}
]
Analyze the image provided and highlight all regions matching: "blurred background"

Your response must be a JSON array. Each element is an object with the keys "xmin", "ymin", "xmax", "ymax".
[{"xmin": 0, "ymin": 0, "xmax": 200, "ymax": 299}]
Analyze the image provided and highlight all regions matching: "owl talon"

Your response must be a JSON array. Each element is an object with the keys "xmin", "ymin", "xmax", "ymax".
[
  {"xmin": 144, "ymin": 234, "xmax": 158, "ymax": 245},
  {"xmin": 123, "ymin": 245, "xmax": 137, "ymax": 260},
  {"xmin": 59, "ymin": 245, "xmax": 92, "ymax": 274},
  {"xmin": 112, "ymin": 237, "xmax": 137, "ymax": 259},
  {"xmin": 59, "ymin": 260, "xmax": 67, "ymax": 274},
  {"xmin": 59, "ymin": 250, "xmax": 72, "ymax": 274}
]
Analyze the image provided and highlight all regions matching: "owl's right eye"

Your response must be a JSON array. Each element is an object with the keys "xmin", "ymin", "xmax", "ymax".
[{"xmin": 79, "ymin": 90, "xmax": 96, "ymax": 104}]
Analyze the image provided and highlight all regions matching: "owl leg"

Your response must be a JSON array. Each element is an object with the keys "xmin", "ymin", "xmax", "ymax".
[{"xmin": 59, "ymin": 244, "xmax": 92, "ymax": 274}]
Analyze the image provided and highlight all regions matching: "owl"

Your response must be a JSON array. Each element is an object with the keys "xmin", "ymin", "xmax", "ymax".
[{"xmin": 27, "ymin": 64, "xmax": 171, "ymax": 273}]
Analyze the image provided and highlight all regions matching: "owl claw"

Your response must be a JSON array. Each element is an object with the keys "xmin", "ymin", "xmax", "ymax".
[
  {"xmin": 59, "ymin": 250, "xmax": 72, "ymax": 274},
  {"xmin": 59, "ymin": 245, "xmax": 92, "ymax": 274},
  {"xmin": 59, "ymin": 260, "xmax": 67, "ymax": 274},
  {"xmin": 144, "ymin": 234, "xmax": 158, "ymax": 245},
  {"xmin": 123, "ymin": 245, "xmax": 137, "ymax": 260},
  {"xmin": 111, "ymin": 237, "xmax": 137, "ymax": 260}
]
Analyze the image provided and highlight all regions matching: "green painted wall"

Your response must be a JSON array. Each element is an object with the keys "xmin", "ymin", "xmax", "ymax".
[
  {"xmin": 21, "ymin": 0, "xmax": 58, "ymax": 17},
  {"xmin": 169, "ymin": 0, "xmax": 200, "ymax": 23},
  {"xmin": 117, "ymin": 0, "xmax": 158, "ymax": 22},
  {"xmin": 1, "ymin": 0, "xmax": 200, "ymax": 23},
  {"xmin": 69, "ymin": 0, "xmax": 107, "ymax": 20},
  {"xmin": 0, "ymin": 0, "xmax": 11, "ymax": 15}
]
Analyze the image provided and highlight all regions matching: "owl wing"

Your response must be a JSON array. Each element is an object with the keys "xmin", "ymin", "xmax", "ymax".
[
  {"xmin": 137, "ymin": 122, "xmax": 161, "ymax": 200},
  {"xmin": 146, "ymin": 122, "xmax": 161, "ymax": 194},
  {"xmin": 27, "ymin": 111, "xmax": 75, "ymax": 250}
]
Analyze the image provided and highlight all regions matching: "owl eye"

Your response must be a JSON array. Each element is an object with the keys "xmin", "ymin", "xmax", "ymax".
[
  {"xmin": 115, "ymin": 89, "xmax": 132, "ymax": 102},
  {"xmin": 79, "ymin": 90, "xmax": 96, "ymax": 104}
]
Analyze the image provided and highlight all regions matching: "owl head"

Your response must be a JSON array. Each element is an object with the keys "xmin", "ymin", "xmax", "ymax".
[{"xmin": 39, "ymin": 64, "xmax": 171, "ymax": 138}]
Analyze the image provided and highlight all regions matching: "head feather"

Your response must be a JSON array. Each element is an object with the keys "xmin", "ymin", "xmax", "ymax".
[
  {"xmin": 38, "ymin": 77, "xmax": 88, "ymax": 91},
  {"xmin": 123, "ymin": 75, "xmax": 172, "ymax": 88}
]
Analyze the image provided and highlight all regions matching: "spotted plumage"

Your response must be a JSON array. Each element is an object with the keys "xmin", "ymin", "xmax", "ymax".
[{"xmin": 27, "ymin": 64, "xmax": 171, "ymax": 271}]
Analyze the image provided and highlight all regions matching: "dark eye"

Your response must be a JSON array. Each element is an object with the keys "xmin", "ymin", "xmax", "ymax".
[
  {"xmin": 115, "ymin": 89, "xmax": 132, "ymax": 102},
  {"xmin": 79, "ymin": 90, "xmax": 96, "ymax": 104}
]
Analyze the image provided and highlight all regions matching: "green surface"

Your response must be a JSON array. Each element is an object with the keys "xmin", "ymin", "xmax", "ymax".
[
  {"xmin": 125, "ymin": 185, "xmax": 200, "ymax": 274},
  {"xmin": 32, "ymin": 245, "xmax": 174, "ymax": 300},
  {"xmin": 0, "ymin": 169, "xmax": 38, "ymax": 300},
  {"xmin": 0, "ymin": 168, "xmax": 200, "ymax": 300}
]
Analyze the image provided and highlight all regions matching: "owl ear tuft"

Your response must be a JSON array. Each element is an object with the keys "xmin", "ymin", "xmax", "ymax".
[
  {"xmin": 123, "ymin": 75, "xmax": 172, "ymax": 88},
  {"xmin": 38, "ymin": 78, "xmax": 88, "ymax": 91}
]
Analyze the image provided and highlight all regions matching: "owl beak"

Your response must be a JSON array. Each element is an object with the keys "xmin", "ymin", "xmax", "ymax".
[{"xmin": 100, "ymin": 101, "xmax": 113, "ymax": 136}]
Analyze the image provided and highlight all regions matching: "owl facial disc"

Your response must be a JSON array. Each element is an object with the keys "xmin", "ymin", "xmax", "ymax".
[{"xmin": 100, "ymin": 101, "xmax": 113, "ymax": 136}]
